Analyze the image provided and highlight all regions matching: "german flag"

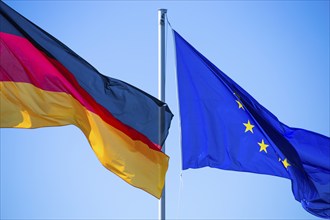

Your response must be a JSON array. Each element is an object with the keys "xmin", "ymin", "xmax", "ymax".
[{"xmin": 0, "ymin": 2, "xmax": 173, "ymax": 198}]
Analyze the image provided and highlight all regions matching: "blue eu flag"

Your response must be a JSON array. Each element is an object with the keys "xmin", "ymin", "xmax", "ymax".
[{"xmin": 174, "ymin": 30, "xmax": 329, "ymax": 218}]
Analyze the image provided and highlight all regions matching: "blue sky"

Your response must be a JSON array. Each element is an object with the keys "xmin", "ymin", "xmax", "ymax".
[{"xmin": 1, "ymin": 1, "xmax": 329, "ymax": 219}]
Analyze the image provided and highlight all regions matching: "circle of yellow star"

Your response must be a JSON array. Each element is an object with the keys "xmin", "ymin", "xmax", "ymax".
[
  {"xmin": 236, "ymin": 100, "xmax": 244, "ymax": 110},
  {"xmin": 243, "ymin": 120, "xmax": 254, "ymax": 133},
  {"xmin": 258, "ymin": 139, "xmax": 269, "ymax": 153},
  {"xmin": 282, "ymin": 158, "xmax": 291, "ymax": 169}
]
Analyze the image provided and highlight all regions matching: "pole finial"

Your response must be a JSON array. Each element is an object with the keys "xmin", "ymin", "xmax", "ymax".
[{"xmin": 158, "ymin": 9, "xmax": 167, "ymax": 26}]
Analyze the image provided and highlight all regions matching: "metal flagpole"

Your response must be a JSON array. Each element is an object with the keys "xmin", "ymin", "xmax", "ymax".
[{"xmin": 158, "ymin": 8, "xmax": 167, "ymax": 220}]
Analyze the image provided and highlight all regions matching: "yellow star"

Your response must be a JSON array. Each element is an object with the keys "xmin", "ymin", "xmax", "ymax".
[
  {"xmin": 243, "ymin": 120, "xmax": 254, "ymax": 133},
  {"xmin": 258, "ymin": 139, "xmax": 269, "ymax": 153},
  {"xmin": 282, "ymin": 158, "xmax": 291, "ymax": 169},
  {"xmin": 236, "ymin": 100, "xmax": 244, "ymax": 110}
]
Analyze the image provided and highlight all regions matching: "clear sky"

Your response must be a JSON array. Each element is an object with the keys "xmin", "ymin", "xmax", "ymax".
[{"xmin": 1, "ymin": 1, "xmax": 329, "ymax": 219}]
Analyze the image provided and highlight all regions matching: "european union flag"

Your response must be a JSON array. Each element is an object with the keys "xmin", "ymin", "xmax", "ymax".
[{"xmin": 174, "ymin": 30, "xmax": 330, "ymax": 218}]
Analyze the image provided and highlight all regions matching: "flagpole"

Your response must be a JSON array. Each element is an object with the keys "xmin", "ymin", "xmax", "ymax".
[{"xmin": 158, "ymin": 8, "xmax": 167, "ymax": 220}]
